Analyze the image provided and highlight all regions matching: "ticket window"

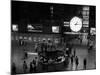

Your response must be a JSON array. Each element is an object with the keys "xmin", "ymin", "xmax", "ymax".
[
  {"xmin": 33, "ymin": 37, "xmax": 37, "ymax": 42},
  {"xmin": 24, "ymin": 37, "xmax": 27, "ymax": 40},
  {"xmin": 29, "ymin": 37, "xmax": 32, "ymax": 41},
  {"xmin": 38, "ymin": 37, "xmax": 43, "ymax": 43},
  {"xmin": 42, "ymin": 38, "xmax": 46, "ymax": 43},
  {"xmin": 54, "ymin": 38, "xmax": 59, "ymax": 48},
  {"xmin": 19, "ymin": 36, "xmax": 23, "ymax": 39},
  {"xmin": 54, "ymin": 38, "xmax": 59, "ymax": 44}
]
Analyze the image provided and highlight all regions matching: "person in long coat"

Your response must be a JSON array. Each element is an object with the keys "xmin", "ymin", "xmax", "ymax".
[
  {"xmin": 75, "ymin": 56, "xmax": 79, "ymax": 70},
  {"xmin": 23, "ymin": 61, "xmax": 28, "ymax": 73},
  {"xmin": 83, "ymin": 58, "xmax": 87, "ymax": 70},
  {"xmin": 29, "ymin": 62, "xmax": 34, "ymax": 73}
]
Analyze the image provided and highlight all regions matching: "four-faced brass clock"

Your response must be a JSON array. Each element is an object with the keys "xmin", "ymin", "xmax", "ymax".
[{"xmin": 70, "ymin": 16, "xmax": 82, "ymax": 32}]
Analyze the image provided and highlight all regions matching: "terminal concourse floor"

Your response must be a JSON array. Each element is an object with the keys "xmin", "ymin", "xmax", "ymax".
[{"xmin": 11, "ymin": 40, "xmax": 96, "ymax": 74}]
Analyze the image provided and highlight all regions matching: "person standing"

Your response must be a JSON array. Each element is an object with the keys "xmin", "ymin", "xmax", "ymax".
[
  {"xmin": 29, "ymin": 62, "xmax": 34, "ymax": 73},
  {"xmin": 12, "ymin": 62, "xmax": 16, "ymax": 74},
  {"xmin": 75, "ymin": 56, "xmax": 79, "ymax": 70},
  {"xmin": 73, "ymin": 48, "xmax": 76, "ymax": 57},
  {"xmin": 19, "ymin": 39, "xmax": 22, "ymax": 46},
  {"xmin": 35, "ymin": 43, "xmax": 38, "ymax": 52},
  {"xmin": 32, "ymin": 58, "xmax": 37, "ymax": 73},
  {"xmin": 23, "ymin": 61, "xmax": 28, "ymax": 73},
  {"xmin": 83, "ymin": 58, "xmax": 87, "ymax": 70},
  {"xmin": 65, "ymin": 48, "xmax": 69, "ymax": 56},
  {"xmin": 24, "ymin": 51, "xmax": 28, "ymax": 59},
  {"xmin": 44, "ymin": 41, "xmax": 48, "ymax": 52},
  {"xmin": 80, "ymin": 38, "xmax": 82, "ymax": 45},
  {"xmin": 41, "ymin": 40, "xmax": 45, "ymax": 52}
]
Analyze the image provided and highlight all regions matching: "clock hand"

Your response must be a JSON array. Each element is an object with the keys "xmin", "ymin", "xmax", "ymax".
[{"xmin": 75, "ymin": 22, "xmax": 78, "ymax": 25}]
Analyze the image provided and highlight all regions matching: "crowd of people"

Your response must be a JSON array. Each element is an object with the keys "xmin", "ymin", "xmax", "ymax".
[
  {"xmin": 35, "ymin": 40, "xmax": 57, "ymax": 53},
  {"xmin": 12, "ymin": 38, "xmax": 88, "ymax": 74},
  {"xmin": 12, "ymin": 57, "xmax": 38, "ymax": 74}
]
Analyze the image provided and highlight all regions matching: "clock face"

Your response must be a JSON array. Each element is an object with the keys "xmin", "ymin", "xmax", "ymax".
[{"xmin": 70, "ymin": 16, "xmax": 82, "ymax": 32}]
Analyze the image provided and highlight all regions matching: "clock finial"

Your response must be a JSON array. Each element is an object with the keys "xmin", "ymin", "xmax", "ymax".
[{"xmin": 50, "ymin": 6, "xmax": 54, "ymax": 18}]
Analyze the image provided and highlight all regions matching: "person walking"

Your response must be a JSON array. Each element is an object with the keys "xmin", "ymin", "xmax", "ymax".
[
  {"xmin": 83, "ymin": 58, "xmax": 87, "ymax": 70},
  {"xmin": 34, "ymin": 57, "xmax": 38, "ymax": 72},
  {"xmin": 71, "ymin": 55, "xmax": 74, "ymax": 69},
  {"xmin": 41, "ymin": 40, "xmax": 45, "ymax": 52},
  {"xmin": 75, "ymin": 56, "xmax": 79, "ymax": 70},
  {"xmin": 71, "ymin": 55, "xmax": 74, "ymax": 64},
  {"xmin": 35, "ymin": 43, "xmax": 38, "ymax": 52},
  {"xmin": 23, "ymin": 61, "xmax": 28, "ymax": 73}
]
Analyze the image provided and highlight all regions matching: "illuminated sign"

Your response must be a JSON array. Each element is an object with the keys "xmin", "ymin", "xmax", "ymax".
[
  {"xmin": 83, "ymin": 6, "xmax": 89, "ymax": 11},
  {"xmin": 52, "ymin": 26, "xmax": 59, "ymax": 33},
  {"xmin": 27, "ymin": 24, "xmax": 43, "ymax": 32},
  {"xmin": 82, "ymin": 10, "xmax": 89, "ymax": 16},
  {"xmin": 64, "ymin": 21, "xmax": 70, "ymax": 27},
  {"xmin": 83, "ymin": 21, "xmax": 89, "ymax": 25},
  {"xmin": 90, "ymin": 28, "xmax": 96, "ymax": 35},
  {"xmin": 12, "ymin": 24, "xmax": 18, "ymax": 31},
  {"xmin": 27, "ymin": 24, "xmax": 34, "ymax": 30}
]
